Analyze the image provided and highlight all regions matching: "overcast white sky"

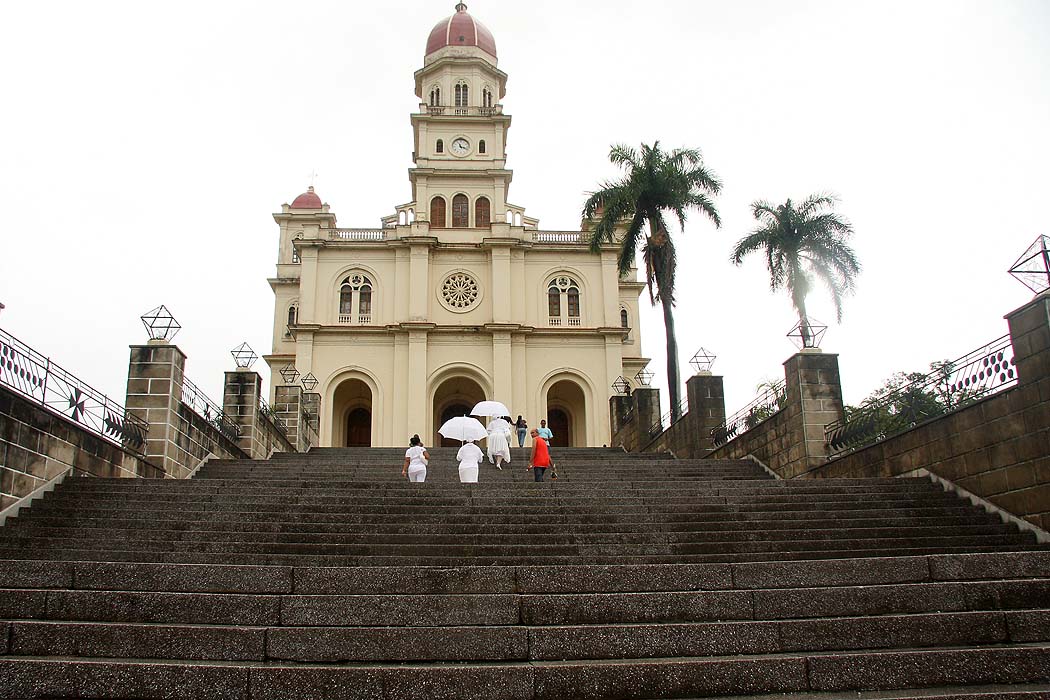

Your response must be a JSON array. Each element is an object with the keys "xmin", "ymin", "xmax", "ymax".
[{"xmin": 2, "ymin": 0, "xmax": 1048, "ymax": 423}]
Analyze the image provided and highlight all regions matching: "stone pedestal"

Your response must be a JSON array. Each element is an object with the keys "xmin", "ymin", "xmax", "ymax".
[
  {"xmin": 1006, "ymin": 289, "xmax": 1050, "ymax": 388},
  {"xmin": 686, "ymin": 373, "xmax": 726, "ymax": 454},
  {"xmin": 632, "ymin": 387, "xmax": 662, "ymax": 448},
  {"xmin": 223, "ymin": 369, "xmax": 263, "ymax": 458},
  {"xmin": 609, "ymin": 395, "xmax": 633, "ymax": 437},
  {"xmin": 125, "ymin": 341, "xmax": 188, "ymax": 478},
  {"xmin": 275, "ymin": 385, "xmax": 320, "ymax": 452},
  {"xmin": 781, "ymin": 350, "xmax": 844, "ymax": 479}
]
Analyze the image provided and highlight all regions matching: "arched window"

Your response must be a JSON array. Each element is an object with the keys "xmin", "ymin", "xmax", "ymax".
[
  {"xmin": 482, "ymin": 88, "xmax": 493, "ymax": 108},
  {"xmin": 452, "ymin": 194, "xmax": 469, "ymax": 227},
  {"xmin": 454, "ymin": 83, "xmax": 468, "ymax": 107},
  {"xmin": 431, "ymin": 196, "xmax": 446, "ymax": 227},
  {"xmin": 291, "ymin": 244, "xmax": 300, "ymax": 264},
  {"xmin": 478, "ymin": 139, "xmax": 486, "ymax": 154},
  {"xmin": 436, "ymin": 139, "xmax": 444, "ymax": 154},
  {"xmin": 548, "ymin": 286, "xmax": 561, "ymax": 319},
  {"xmin": 429, "ymin": 86, "xmax": 440, "ymax": 106},
  {"xmin": 475, "ymin": 196, "xmax": 490, "ymax": 228},
  {"xmin": 339, "ymin": 274, "xmax": 374, "ymax": 324},
  {"xmin": 620, "ymin": 308, "xmax": 629, "ymax": 328},
  {"xmin": 547, "ymin": 276, "xmax": 582, "ymax": 326}
]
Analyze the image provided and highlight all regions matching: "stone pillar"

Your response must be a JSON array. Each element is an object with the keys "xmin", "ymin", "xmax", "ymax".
[
  {"xmin": 632, "ymin": 387, "xmax": 662, "ymax": 449},
  {"xmin": 125, "ymin": 340, "xmax": 187, "ymax": 478},
  {"xmin": 223, "ymin": 368, "xmax": 263, "ymax": 458},
  {"xmin": 1006, "ymin": 289, "xmax": 1050, "ymax": 388},
  {"xmin": 302, "ymin": 392, "xmax": 321, "ymax": 449},
  {"xmin": 489, "ymin": 245, "xmax": 512, "ymax": 324},
  {"xmin": 781, "ymin": 350, "xmax": 844, "ymax": 479},
  {"xmin": 408, "ymin": 242, "xmax": 430, "ymax": 321},
  {"xmin": 686, "ymin": 372, "xmax": 726, "ymax": 455},
  {"xmin": 609, "ymin": 395, "xmax": 634, "ymax": 445},
  {"xmin": 274, "ymin": 384, "xmax": 305, "ymax": 451},
  {"xmin": 407, "ymin": 330, "xmax": 428, "ymax": 435}
]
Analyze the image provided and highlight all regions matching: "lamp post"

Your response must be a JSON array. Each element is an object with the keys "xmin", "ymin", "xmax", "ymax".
[
  {"xmin": 689, "ymin": 348, "xmax": 716, "ymax": 374},
  {"xmin": 1009, "ymin": 234, "xmax": 1050, "ymax": 295},
  {"xmin": 140, "ymin": 305, "xmax": 181, "ymax": 342},
  {"xmin": 230, "ymin": 342, "xmax": 258, "ymax": 370}
]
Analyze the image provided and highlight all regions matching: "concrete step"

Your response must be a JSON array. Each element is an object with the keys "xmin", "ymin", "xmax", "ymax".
[{"xmin": 1, "ymin": 645, "xmax": 1049, "ymax": 699}]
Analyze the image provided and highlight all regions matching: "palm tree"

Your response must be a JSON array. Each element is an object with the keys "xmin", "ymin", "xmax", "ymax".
[
  {"xmin": 730, "ymin": 194, "xmax": 860, "ymax": 347},
  {"xmin": 583, "ymin": 142, "xmax": 722, "ymax": 421}
]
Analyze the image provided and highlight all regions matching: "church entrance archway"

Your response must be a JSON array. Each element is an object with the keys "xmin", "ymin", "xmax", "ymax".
[
  {"xmin": 546, "ymin": 379, "xmax": 586, "ymax": 446},
  {"xmin": 432, "ymin": 375, "xmax": 486, "ymax": 447},
  {"xmin": 332, "ymin": 378, "xmax": 373, "ymax": 447}
]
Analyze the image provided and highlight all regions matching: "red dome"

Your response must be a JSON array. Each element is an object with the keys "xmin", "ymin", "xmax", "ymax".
[
  {"xmin": 290, "ymin": 186, "xmax": 322, "ymax": 209},
  {"xmin": 426, "ymin": 3, "xmax": 497, "ymax": 59}
]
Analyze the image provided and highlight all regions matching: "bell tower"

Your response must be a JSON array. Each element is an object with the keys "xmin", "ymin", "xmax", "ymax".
[{"xmin": 410, "ymin": 3, "xmax": 514, "ymax": 231}]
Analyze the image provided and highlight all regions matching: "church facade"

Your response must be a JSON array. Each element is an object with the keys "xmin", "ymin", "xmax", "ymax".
[{"xmin": 265, "ymin": 3, "xmax": 649, "ymax": 447}]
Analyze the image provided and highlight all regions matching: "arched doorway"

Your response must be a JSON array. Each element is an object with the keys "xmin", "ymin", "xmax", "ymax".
[
  {"xmin": 432, "ymin": 375, "xmax": 486, "ymax": 447},
  {"xmin": 332, "ymin": 377, "xmax": 373, "ymax": 447},
  {"xmin": 546, "ymin": 379, "xmax": 587, "ymax": 446}
]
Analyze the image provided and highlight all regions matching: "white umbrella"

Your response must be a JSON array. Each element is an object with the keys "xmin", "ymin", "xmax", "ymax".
[
  {"xmin": 438, "ymin": 416, "xmax": 488, "ymax": 442},
  {"xmin": 471, "ymin": 400, "xmax": 511, "ymax": 418}
]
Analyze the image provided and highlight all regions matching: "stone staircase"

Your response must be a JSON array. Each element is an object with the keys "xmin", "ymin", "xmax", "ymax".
[{"xmin": 0, "ymin": 446, "xmax": 1048, "ymax": 698}]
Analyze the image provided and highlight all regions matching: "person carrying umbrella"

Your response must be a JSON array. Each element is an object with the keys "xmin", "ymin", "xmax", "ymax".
[
  {"xmin": 486, "ymin": 416, "xmax": 512, "ymax": 470},
  {"xmin": 456, "ymin": 439, "xmax": 484, "ymax": 483}
]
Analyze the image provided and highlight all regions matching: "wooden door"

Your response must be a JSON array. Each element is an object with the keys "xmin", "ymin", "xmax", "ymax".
[
  {"xmin": 548, "ymin": 409, "xmax": 570, "ymax": 447},
  {"xmin": 346, "ymin": 408, "xmax": 371, "ymax": 447}
]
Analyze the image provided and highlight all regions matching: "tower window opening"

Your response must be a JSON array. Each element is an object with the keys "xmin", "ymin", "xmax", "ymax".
[
  {"xmin": 620, "ymin": 308, "xmax": 629, "ymax": 328},
  {"xmin": 475, "ymin": 196, "xmax": 490, "ymax": 228},
  {"xmin": 482, "ymin": 88, "xmax": 493, "ymax": 108},
  {"xmin": 436, "ymin": 139, "xmax": 444, "ymax": 154},
  {"xmin": 429, "ymin": 86, "xmax": 441, "ymax": 106},
  {"xmin": 548, "ymin": 286, "xmax": 561, "ymax": 318},
  {"xmin": 430, "ymin": 196, "xmax": 446, "ymax": 227},
  {"xmin": 455, "ymin": 83, "xmax": 468, "ymax": 107},
  {"xmin": 452, "ymin": 193, "xmax": 469, "ymax": 228},
  {"xmin": 286, "ymin": 304, "xmax": 298, "ymax": 335},
  {"xmin": 478, "ymin": 139, "xmax": 486, "ymax": 154}
]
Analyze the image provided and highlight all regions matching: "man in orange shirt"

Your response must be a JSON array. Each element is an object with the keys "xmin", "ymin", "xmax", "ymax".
[{"xmin": 528, "ymin": 428, "xmax": 551, "ymax": 482}]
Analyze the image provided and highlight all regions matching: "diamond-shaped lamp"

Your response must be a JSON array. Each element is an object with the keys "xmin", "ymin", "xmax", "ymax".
[
  {"xmin": 279, "ymin": 365, "xmax": 300, "ymax": 385},
  {"xmin": 140, "ymin": 305, "xmax": 180, "ymax": 341},
  {"xmin": 635, "ymin": 368, "xmax": 654, "ymax": 386},
  {"xmin": 1008, "ymin": 234, "xmax": 1050, "ymax": 295},
  {"xmin": 689, "ymin": 347, "xmax": 716, "ymax": 374},
  {"xmin": 301, "ymin": 372, "xmax": 318, "ymax": 392},
  {"xmin": 611, "ymin": 376, "xmax": 631, "ymax": 395},
  {"xmin": 787, "ymin": 317, "xmax": 827, "ymax": 350},
  {"xmin": 230, "ymin": 342, "xmax": 258, "ymax": 369}
]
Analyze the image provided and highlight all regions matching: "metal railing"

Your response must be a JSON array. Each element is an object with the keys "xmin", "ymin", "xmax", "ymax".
[
  {"xmin": 0, "ymin": 328, "xmax": 148, "ymax": 453},
  {"xmin": 712, "ymin": 380, "xmax": 787, "ymax": 447},
  {"xmin": 825, "ymin": 334, "xmax": 1017, "ymax": 456},
  {"xmin": 180, "ymin": 376, "xmax": 240, "ymax": 442},
  {"xmin": 257, "ymin": 396, "xmax": 288, "ymax": 437},
  {"xmin": 533, "ymin": 231, "xmax": 583, "ymax": 244},
  {"xmin": 330, "ymin": 229, "xmax": 385, "ymax": 241},
  {"xmin": 650, "ymin": 398, "xmax": 690, "ymax": 437}
]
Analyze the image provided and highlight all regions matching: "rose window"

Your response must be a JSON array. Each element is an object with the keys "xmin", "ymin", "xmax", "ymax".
[{"xmin": 441, "ymin": 273, "xmax": 480, "ymax": 310}]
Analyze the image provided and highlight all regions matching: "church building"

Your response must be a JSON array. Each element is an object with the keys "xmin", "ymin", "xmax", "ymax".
[{"xmin": 265, "ymin": 3, "xmax": 650, "ymax": 447}]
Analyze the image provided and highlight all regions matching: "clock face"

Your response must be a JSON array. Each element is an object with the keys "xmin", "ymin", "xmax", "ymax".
[{"xmin": 451, "ymin": 137, "xmax": 470, "ymax": 156}]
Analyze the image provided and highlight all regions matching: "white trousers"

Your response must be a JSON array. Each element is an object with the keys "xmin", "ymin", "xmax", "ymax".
[
  {"xmin": 407, "ymin": 467, "xmax": 427, "ymax": 482},
  {"xmin": 459, "ymin": 465, "xmax": 479, "ymax": 483}
]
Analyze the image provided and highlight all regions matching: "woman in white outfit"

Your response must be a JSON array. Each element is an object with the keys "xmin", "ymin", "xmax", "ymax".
[
  {"xmin": 486, "ymin": 417, "xmax": 512, "ymax": 469},
  {"xmin": 456, "ymin": 439, "xmax": 484, "ymax": 483},
  {"xmin": 402, "ymin": 434, "xmax": 429, "ymax": 482}
]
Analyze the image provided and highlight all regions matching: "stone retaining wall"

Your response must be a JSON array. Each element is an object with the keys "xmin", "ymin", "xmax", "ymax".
[{"xmin": 0, "ymin": 385, "xmax": 163, "ymax": 510}]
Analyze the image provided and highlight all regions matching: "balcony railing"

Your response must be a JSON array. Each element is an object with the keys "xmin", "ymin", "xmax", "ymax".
[
  {"xmin": 330, "ymin": 229, "xmax": 385, "ymax": 241},
  {"xmin": 533, "ymin": 231, "xmax": 584, "ymax": 244},
  {"xmin": 337, "ymin": 314, "xmax": 372, "ymax": 325},
  {"xmin": 425, "ymin": 105, "xmax": 503, "ymax": 117},
  {"xmin": 0, "ymin": 327, "xmax": 148, "ymax": 454},
  {"xmin": 180, "ymin": 377, "xmax": 240, "ymax": 442},
  {"xmin": 548, "ymin": 317, "xmax": 582, "ymax": 327}
]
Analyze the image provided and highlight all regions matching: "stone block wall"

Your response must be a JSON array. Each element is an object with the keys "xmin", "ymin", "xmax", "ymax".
[
  {"xmin": 0, "ymin": 385, "xmax": 163, "ymax": 510},
  {"xmin": 275, "ymin": 386, "xmax": 319, "ymax": 452},
  {"xmin": 223, "ymin": 370, "xmax": 294, "ymax": 459},
  {"xmin": 807, "ymin": 291, "xmax": 1050, "ymax": 531}
]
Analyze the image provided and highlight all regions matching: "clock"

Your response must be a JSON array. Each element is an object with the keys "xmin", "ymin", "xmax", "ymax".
[{"xmin": 450, "ymin": 137, "xmax": 470, "ymax": 156}]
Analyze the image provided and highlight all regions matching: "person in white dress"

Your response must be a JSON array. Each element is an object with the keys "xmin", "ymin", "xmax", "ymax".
[
  {"xmin": 456, "ymin": 440, "xmax": 484, "ymax": 483},
  {"xmin": 486, "ymin": 417, "xmax": 512, "ymax": 469},
  {"xmin": 402, "ymin": 434, "xmax": 429, "ymax": 482}
]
